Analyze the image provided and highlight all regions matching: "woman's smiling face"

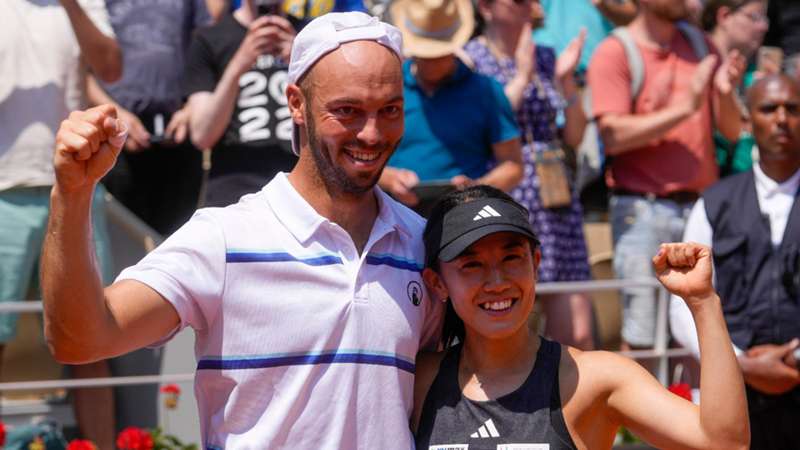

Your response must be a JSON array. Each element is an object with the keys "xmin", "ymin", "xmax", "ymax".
[{"xmin": 432, "ymin": 231, "xmax": 540, "ymax": 340}]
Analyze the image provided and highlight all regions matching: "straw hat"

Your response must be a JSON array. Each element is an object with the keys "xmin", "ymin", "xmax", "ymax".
[{"xmin": 390, "ymin": 0, "xmax": 475, "ymax": 58}]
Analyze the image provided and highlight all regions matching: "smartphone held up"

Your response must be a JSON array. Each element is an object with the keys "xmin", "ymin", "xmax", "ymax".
[{"xmin": 255, "ymin": 0, "xmax": 283, "ymax": 17}]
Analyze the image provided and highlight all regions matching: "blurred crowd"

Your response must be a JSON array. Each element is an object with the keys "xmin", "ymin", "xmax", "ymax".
[{"xmin": 2, "ymin": 0, "xmax": 800, "ymax": 447}]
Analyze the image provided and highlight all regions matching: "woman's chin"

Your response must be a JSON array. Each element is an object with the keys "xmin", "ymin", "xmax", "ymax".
[{"xmin": 468, "ymin": 321, "xmax": 529, "ymax": 341}]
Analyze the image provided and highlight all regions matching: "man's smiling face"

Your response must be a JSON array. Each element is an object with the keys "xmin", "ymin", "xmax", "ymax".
[{"xmin": 299, "ymin": 41, "xmax": 405, "ymax": 195}]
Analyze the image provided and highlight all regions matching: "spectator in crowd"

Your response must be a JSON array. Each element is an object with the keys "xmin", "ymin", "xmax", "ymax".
[
  {"xmin": 670, "ymin": 74, "xmax": 800, "ymax": 450},
  {"xmin": 88, "ymin": 0, "xmax": 213, "ymax": 236},
  {"xmin": 185, "ymin": 0, "xmax": 298, "ymax": 207},
  {"xmin": 587, "ymin": 0, "xmax": 745, "ymax": 354},
  {"xmin": 764, "ymin": 0, "xmax": 800, "ymax": 78},
  {"xmin": 535, "ymin": 0, "xmax": 637, "ymax": 212},
  {"xmin": 42, "ymin": 13, "xmax": 443, "ymax": 448},
  {"xmin": 462, "ymin": 1, "xmax": 594, "ymax": 349},
  {"xmin": 535, "ymin": 0, "xmax": 638, "ymax": 76},
  {"xmin": 0, "ymin": 0, "xmax": 121, "ymax": 447},
  {"xmin": 413, "ymin": 186, "xmax": 749, "ymax": 450},
  {"xmin": 283, "ymin": 0, "xmax": 367, "ymax": 27},
  {"xmin": 702, "ymin": 0, "xmax": 769, "ymax": 176},
  {"xmin": 380, "ymin": 0, "xmax": 524, "ymax": 211}
]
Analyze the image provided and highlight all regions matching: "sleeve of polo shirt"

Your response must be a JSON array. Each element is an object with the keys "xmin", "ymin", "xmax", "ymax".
[
  {"xmin": 116, "ymin": 210, "xmax": 226, "ymax": 345},
  {"xmin": 486, "ymin": 77, "xmax": 521, "ymax": 145},
  {"xmin": 586, "ymin": 37, "xmax": 633, "ymax": 119}
]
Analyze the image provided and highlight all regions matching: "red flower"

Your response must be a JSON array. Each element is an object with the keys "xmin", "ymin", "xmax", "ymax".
[
  {"xmin": 66, "ymin": 439, "xmax": 97, "ymax": 450},
  {"xmin": 161, "ymin": 383, "xmax": 182, "ymax": 409},
  {"xmin": 0, "ymin": 420, "xmax": 5, "ymax": 446},
  {"xmin": 668, "ymin": 382, "xmax": 693, "ymax": 401},
  {"xmin": 116, "ymin": 427, "xmax": 154, "ymax": 450},
  {"xmin": 160, "ymin": 384, "xmax": 181, "ymax": 395}
]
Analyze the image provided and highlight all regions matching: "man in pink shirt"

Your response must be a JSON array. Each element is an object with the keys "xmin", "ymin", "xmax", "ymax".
[{"xmin": 587, "ymin": 0, "xmax": 744, "ymax": 352}]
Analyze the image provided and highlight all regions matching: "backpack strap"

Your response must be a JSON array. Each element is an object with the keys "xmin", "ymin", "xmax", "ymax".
[
  {"xmin": 611, "ymin": 27, "xmax": 645, "ymax": 101},
  {"xmin": 676, "ymin": 21, "xmax": 709, "ymax": 60}
]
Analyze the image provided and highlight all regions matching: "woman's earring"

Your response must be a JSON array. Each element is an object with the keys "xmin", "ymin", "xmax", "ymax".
[{"xmin": 442, "ymin": 296, "xmax": 450, "ymax": 303}]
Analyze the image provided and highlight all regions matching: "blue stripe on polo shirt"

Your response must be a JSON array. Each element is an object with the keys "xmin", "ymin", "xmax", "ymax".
[
  {"xmin": 226, "ymin": 251, "xmax": 342, "ymax": 266},
  {"xmin": 197, "ymin": 350, "xmax": 415, "ymax": 374},
  {"xmin": 365, "ymin": 253, "xmax": 423, "ymax": 273}
]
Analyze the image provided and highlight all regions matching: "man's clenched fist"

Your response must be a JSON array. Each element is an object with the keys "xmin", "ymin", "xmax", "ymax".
[{"xmin": 54, "ymin": 104, "xmax": 128, "ymax": 193}]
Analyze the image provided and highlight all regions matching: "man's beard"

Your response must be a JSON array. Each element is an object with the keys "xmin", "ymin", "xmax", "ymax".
[{"xmin": 305, "ymin": 113, "xmax": 395, "ymax": 196}]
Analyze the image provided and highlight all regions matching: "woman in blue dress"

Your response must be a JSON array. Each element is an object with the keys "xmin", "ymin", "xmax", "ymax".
[{"xmin": 463, "ymin": 0, "xmax": 594, "ymax": 349}]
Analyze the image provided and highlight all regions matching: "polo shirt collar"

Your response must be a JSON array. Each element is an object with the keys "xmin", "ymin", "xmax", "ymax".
[
  {"xmin": 264, "ymin": 172, "xmax": 412, "ymax": 244},
  {"xmin": 754, "ymin": 162, "xmax": 800, "ymax": 199},
  {"xmin": 373, "ymin": 186, "xmax": 414, "ymax": 239}
]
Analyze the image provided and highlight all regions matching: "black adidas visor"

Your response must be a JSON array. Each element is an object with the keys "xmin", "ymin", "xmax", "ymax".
[{"xmin": 424, "ymin": 198, "xmax": 540, "ymax": 267}]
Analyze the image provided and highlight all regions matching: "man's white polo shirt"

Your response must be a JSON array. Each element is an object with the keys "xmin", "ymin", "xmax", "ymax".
[{"xmin": 117, "ymin": 173, "xmax": 443, "ymax": 449}]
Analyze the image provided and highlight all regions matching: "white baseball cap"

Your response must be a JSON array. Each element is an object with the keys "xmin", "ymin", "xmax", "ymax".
[{"xmin": 287, "ymin": 12, "xmax": 404, "ymax": 155}]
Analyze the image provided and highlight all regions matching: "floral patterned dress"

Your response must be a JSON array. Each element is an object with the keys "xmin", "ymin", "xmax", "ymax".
[{"xmin": 464, "ymin": 38, "xmax": 591, "ymax": 282}]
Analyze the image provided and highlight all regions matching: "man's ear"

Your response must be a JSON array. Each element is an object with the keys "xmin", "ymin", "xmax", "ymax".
[
  {"xmin": 422, "ymin": 268, "xmax": 448, "ymax": 302},
  {"xmin": 286, "ymin": 83, "xmax": 306, "ymax": 127},
  {"xmin": 716, "ymin": 6, "xmax": 732, "ymax": 26},
  {"xmin": 532, "ymin": 246, "xmax": 542, "ymax": 282}
]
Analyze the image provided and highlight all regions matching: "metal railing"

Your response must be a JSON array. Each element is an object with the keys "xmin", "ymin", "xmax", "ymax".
[
  {"xmin": 0, "ymin": 194, "xmax": 691, "ymax": 396},
  {"xmin": 0, "ymin": 277, "xmax": 688, "ymax": 394}
]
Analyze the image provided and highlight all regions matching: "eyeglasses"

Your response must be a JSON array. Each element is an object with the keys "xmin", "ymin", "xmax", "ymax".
[{"xmin": 737, "ymin": 10, "xmax": 769, "ymax": 25}]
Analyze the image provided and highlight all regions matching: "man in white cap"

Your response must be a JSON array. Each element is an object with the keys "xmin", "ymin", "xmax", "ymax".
[{"xmin": 41, "ymin": 12, "xmax": 443, "ymax": 448}]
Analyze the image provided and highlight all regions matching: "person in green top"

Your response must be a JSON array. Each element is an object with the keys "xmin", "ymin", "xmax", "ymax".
[{"xmin": 702, "ymin": 0, "xmax": 770, "ymax": 176}]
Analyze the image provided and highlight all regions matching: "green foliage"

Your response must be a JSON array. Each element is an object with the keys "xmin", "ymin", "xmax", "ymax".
[{"xmin": 148, "ymin": 428, "xmax": 197, "ymax": 450}]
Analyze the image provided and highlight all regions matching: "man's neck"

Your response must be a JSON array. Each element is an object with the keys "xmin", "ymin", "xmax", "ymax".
[
  {"xmin": 629, "ymin": 11, "xmax": 678, "ymax": 50},
  {"xmin": 759, "ymin": 159, "xmax": 800, "ymax": 184},
  {"xmin": 288, "ymin": 162, "xmax": 379, "ymax": 255},
  {"xmin": 412, "ymin": 60, "xmax": 457, "ymax": 96}
]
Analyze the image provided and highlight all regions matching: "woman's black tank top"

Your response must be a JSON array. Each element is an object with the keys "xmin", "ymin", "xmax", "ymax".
[{"xmin": 415, "ymin": 337, "xmax": 578, "ymax": 450}]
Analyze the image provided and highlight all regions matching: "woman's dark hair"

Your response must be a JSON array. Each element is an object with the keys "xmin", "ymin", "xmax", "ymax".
[
  {"xmin": 701, "ymin": 0, "xmax": 762, "ymax": 31},
  {"xmin": 423, "ymin": 185, "xmax": 533, "ymax": 349}
]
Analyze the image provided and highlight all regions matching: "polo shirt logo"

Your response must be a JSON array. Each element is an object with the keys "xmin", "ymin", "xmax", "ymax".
[{"xmin": 407, "ymin": 280, "xmax": 422, "ymax": 306}]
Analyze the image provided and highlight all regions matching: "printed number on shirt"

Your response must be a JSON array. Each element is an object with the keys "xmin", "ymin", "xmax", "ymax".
[
  {"xmin": 237, "ymin": 69, "xmax": 292, "ymax": 143},
  {"xmin": 429, "ymin": 445, "xmax": 468, "ymax": 450}
]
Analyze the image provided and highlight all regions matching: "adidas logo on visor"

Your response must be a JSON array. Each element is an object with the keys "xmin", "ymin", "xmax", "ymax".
[
  {"xmin": 470, "ymin": 418, "xmax": 500, "ymax": 438},
  {"xmin": 473, "ymin": 205, "xmax": 502, "ymax": 221}
]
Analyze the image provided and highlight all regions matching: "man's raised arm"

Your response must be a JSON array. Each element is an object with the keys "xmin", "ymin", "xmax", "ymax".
[{"xmin": 41, "ymin": 105, "xmax": 180, "ymax": 364}]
